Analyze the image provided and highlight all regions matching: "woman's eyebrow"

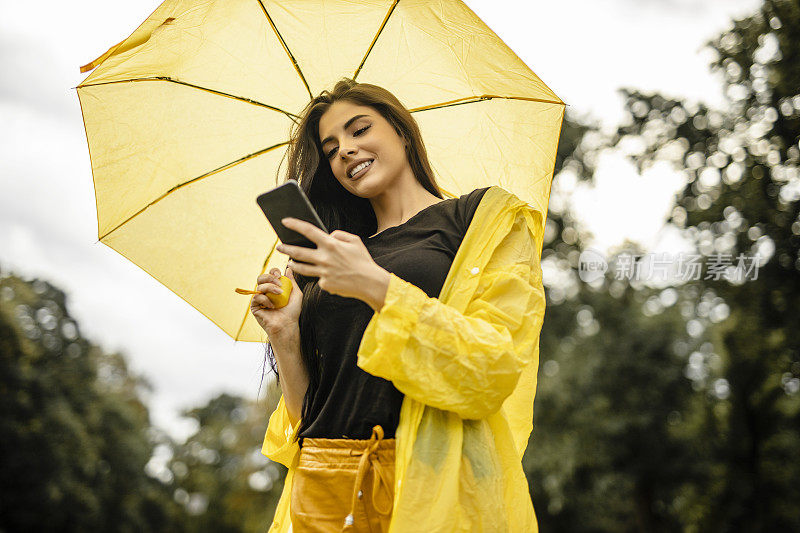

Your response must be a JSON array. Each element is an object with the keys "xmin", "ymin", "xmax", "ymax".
[{"xmin": 320, "ymin": 114, "xmax": 369, "ymax": 146}]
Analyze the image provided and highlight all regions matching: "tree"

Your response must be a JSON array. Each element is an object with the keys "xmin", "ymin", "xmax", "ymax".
[
  {"xmin": 166, "ymin": 390, "xmax": 285, "ymax": 533},
  {"xmin": 537, "ymin": 0, "xmax": 800, "ymax": 529},
  {"xmin": 0, "ymin": 266, "xmax": 184, "ymax": 531}
]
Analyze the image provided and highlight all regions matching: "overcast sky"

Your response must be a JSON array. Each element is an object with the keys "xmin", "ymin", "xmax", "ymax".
[{"xmin": 0, "ymin": 0, "xmax": 763, "ymax": 442}]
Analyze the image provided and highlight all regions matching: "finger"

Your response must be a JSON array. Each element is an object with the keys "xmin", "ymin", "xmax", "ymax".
[
  {"xmin": 276, "ymin": 243, "xmax": 314, "ymax": 263},
  {"xmin": 330, "ymin": 229, "xmax": 355, "ymax": 241},
  {"xmin": 258, "ymin": 271, "xmax": 282, "ymax": 284},
  {"xmin": 287, "ymin": 259, "xmax": 317, "ymax": 278},
  {"xmin": 252, "ymin": 294, "xmax": 274, "ymax": 308},
  {"xmin": 281, "ymin": 217, "xmax": 328, "ymax": 246},
  {"xmin": 257, "ymin": 283, "xmax": 284, "ymax": 294}
]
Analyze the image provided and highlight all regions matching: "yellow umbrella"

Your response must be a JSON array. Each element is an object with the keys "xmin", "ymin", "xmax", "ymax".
[{"xmin": 76, "ymin": 0, "xmax": 565, "ymax": 342}]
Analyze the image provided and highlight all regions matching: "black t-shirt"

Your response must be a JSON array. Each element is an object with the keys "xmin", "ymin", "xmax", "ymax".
[{"xmin": 298, "ymin": 187, "xmax": 490, "ymax": 444}]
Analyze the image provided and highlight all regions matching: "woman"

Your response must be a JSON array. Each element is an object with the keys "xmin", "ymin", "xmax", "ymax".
[{"xmin": 251, "ymin": 78, "xmax": 546, "ymax": 532}]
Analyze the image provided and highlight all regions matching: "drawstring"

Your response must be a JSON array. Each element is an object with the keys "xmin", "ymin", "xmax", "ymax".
[{"xmin": 343, "ymin": 425, "xmax": 393, "ymax": 528}]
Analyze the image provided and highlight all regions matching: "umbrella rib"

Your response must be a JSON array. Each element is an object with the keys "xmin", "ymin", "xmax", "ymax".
[
  {"xmin": 352, "ymin": 0, "xmax": 399, "ymax": 80},
  {"xmin": 98, "ymin": 142, "xmax": 289, "ymax": 241},
  {"xmin": 409, "ymin": 94, "xmax": 565, "ymax": 113},
  {"xmin": 257, "ymin": 0, "xmax": 313, "ymax": 100},
  {"xmin": 439, "ymin": 186, "xmax": 458, "ymax": 199},
  {"xmin": 77, "ymin": 77, "xmax": 301, "ymax": 120}
]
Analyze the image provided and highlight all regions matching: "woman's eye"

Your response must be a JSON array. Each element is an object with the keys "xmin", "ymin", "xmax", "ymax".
[{"xmin": 326, "ymin": 125, "xmax": 370, "ymax": 159}]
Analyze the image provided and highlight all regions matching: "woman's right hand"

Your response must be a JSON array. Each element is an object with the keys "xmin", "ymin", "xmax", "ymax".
[{"xmin": 250, "ymin": 266, "xmax": 302, "ymax": 339}]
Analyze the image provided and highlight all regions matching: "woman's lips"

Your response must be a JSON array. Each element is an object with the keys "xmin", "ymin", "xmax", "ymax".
[{"xmin": 350, "ymin": 159, "xmax": 373, "ymax": 180}]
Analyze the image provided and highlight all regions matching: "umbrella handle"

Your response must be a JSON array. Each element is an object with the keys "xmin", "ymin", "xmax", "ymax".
[
  {"xmin": 235, "ymin": 288, "xmax": 260, "ymax": 295},
  {"xmin": 235, "ymin": 276, "xmax": 292, "ymax": 309}
]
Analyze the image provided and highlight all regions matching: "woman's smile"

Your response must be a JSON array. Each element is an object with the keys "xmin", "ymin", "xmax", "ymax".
[{"xmin": 350, "ymin": 159, "xmax": 374, "ymax": 179}]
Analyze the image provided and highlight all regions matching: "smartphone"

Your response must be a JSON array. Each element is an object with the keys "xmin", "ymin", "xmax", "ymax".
[{"xmin": 256, "ymin": 180, "xmax": 329, "ymax": 251}]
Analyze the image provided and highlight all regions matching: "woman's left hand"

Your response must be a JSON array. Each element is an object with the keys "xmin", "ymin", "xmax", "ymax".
[{"xmin": 276, "ymin": 217, "xmax": 387, "ymax": 302}]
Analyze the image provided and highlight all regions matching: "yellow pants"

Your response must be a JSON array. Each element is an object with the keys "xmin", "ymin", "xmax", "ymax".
[{"xmin": 290, "ymin": 425, "xmax": 395, "ymax": 533}]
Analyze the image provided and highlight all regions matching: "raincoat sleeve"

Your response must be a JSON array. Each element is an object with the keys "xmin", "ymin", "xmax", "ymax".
[
  {"xmin": 261, "ymin": 393, "xmax": 302, "ymax": 469},
  {"xmin": 356, "ymin": 204, "xmax": 545, "ymax": 420}
]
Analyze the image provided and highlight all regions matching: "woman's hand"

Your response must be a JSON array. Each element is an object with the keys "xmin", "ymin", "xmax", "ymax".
[
  {"xmin": 276, "ymin": 217, "xmax": 388, "ymax": 303},
  {"xmin": 250, "ymin": 266, "xmax": 303, "ymax": 339}
]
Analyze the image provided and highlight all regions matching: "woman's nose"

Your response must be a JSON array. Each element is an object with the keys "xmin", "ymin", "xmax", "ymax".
[{"xmin": 339, "ymin": 143, "xmax": 357, "ymax": 159}]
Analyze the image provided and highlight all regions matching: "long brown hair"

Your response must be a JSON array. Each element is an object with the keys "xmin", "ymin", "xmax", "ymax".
[{"xmin": 259, "ymin": 77, "xmax": 443, "ymax": 442}]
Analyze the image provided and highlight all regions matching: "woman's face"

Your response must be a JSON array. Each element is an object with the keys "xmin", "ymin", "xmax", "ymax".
[{"xmin": 318, "ymin": 100, "xmax": 410, "ymax": 195}]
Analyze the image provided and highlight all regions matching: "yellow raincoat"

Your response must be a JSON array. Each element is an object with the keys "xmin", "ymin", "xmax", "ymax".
[{"xmin": 262, "ymin": 185, "xmax": 546, "ymax": 532}]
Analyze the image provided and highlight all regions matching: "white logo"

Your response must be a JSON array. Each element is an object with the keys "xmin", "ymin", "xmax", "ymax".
[{"xmin": 578, "ymin": 248, "xmax": 608, "ymax": 282}]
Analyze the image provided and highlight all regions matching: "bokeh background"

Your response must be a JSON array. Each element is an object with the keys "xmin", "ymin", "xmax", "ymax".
[{"xmin": 2, "ymin": 0, "xmax": 798, "ymax": 530}]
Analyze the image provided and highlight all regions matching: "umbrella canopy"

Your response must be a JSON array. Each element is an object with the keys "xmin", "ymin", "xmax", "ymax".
[{"xmin": 76, "ymin": 0, "xmax": 565, "ymax": 342}]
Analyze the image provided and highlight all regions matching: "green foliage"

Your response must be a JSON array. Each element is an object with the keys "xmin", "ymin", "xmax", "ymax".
[
  {"xmin": 526, "ymin": 0, "xmax": 800, "ymax": 530},
  {"xmin": 527, "ymin": 263, "xmax": 719, "ymax": 531},
  {"xmin": 608, "ymin": 0, "xmax": 800, "ymax": 528},
  {"xmin": 0, "ymin": 267, "xmax": 286, "ymax": 531},
  {"xmin": 0, "ymin": 268, "xmax": 184, "ymax": 531},
  {"xmin": 165, "ymin": 390, "xmax": 285, "ymax": 533}
]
